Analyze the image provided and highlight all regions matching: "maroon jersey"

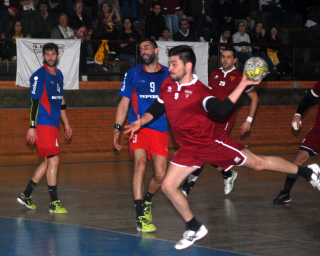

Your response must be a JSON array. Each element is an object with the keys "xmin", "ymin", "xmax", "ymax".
[
  {"xmin": 209, "ymin": 67, "xmax": 253, "ymax": 129},
  {"xmin": 158, "ymin": 75, "xmax": 224, "ymax": 149},
  {"xmin": 311, "ymin": 81, "xmax": 320, "ymax": 130}
]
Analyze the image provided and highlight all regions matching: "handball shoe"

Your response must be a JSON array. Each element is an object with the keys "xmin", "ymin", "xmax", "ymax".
[
  {"xmin": 49, "ymin": 200, "xmax": 68, "ymax": 214},
  {"xmin": 273, "ymin": 190, "xmax": 291, "ymax": 204},
  {"xmin": 175, "ymin": 225, "xmax": 208, "ymax": 250},
  {"xmin": 17, "ymin": 193, "xmax": 36, "ymax": 209},
  {"xmin": 308, "ymin": 164, "xmax": 320, "ymax": 190},
  {"xmin": 136, "ymin": 216, "xmax": 156, "ymax": 232},
  {"xmin": 179, "ymin": 181, "xmax": 195, "ymax": 198},
  {"xmin": 224, "ymin": 170, "xmax": 237, "ymax": 194},
  {"xmin": 143, "ymin": 201, "xmax": 153, "ymax": 222}
]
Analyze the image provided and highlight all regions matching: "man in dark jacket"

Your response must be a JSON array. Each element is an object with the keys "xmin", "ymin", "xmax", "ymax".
[
  {"xmin": 0, "ymin": 0, "xmax": 17, "ymax": 37},
  {"xmin": 145, "ymin": 3, "xmax": 166, "ymax": 40},
  {"xmin": 211, "ymin": 0, "xmax": 235, "ymax": 38},
  {"xmin": 173, "ymin": 19, "xmax": 197, "ymax": 41}
]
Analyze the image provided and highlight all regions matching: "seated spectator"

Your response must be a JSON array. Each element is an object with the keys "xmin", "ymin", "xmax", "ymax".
[
  {"xmin": 30, "ymin": 0, "xmax": 55, "ymax": 38},
  {"xmin": 142, "ymin": 0, "xmax": 162, "ymax": 22},
  {"xmin": 145, "ymin": 3, "xmax": 166, "ymax": 40},
  {"xmin": 0, "ymin": 20, "xmax": 31, "ymax": 61},
  {"xmin": 121, "ymin": 0, "xmax": 142, "ymax": 23},
  {"xmin": 232, "ymin": 21, "xmax": 252, "ymax": 63},
  {"xmin": 51, "ymin": 13, "xmax": 77, "ymax": 39},
  {"xmin": 231, "ymin": 0, "xmax": 254, "ymax": 33},
  {"xmin": 162, "ymin": 0, "xmax": 186, "ymax": 38},
  {"xmin": 98, "ymin": 1, "xmax": 121, "ymax": 58},
  {"xmin": 305, "ymin": 5, "xmax": 320, "ymax": 31},
  {"xmin": 211, "ymin": 0, "xmax": 236, "ymax": 39},
  {"xmin": 249, "ymin": 21, "xmax": 275, "ymax": 71},
  {"xmin": 15, "ymin": 0, "xmax": 38, "ymax": 22},
  {"xmin": 1, "ymin": 0, "xmax": 18, "ymax": 38},
  {"xmin": 189, "ymin": 0, "xmax": 214, "ymax": 42},
  {"xmin": 119, "ymin": 17, "xmax": 141, "ymax": 69},
  {"xmin": 173, "ymin": 19, "xmax": 197, "ymax": 41},
  {"xmin": 209, "ymin": 25, "xmax": 232, "ymax": 59},
  {"xmin": 158, "ymin": 27, "xmax": 173, "ymax": 41},
  {"xmin": 107, "ymin": 0, "xmax": 121, "ymax": 21},
  {"xmin": 259, "ymin": 0, "xmax": 284, "ymax": 29}
]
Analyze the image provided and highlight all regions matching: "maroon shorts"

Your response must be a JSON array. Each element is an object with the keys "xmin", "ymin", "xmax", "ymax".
[
  {"xmin": 129, "ymin": 128, "xmax": 169, "ymax": 160},
  {"xmin": 299, "ymin": 126, "xmax": 320, "ymax": 156},
  {"xmin": 36, "ymin": 125, "xmax": 60, "ymax": 158},
  {"xmin": 171, "ymin": 132, "xmax": 246, "ymax": 171}
]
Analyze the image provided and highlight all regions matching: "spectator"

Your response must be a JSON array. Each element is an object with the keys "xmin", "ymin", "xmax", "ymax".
[
  {"xmin": 162, "ymin": 0, "xmax": 186, "ymax": 38},
  {"xmin": 209, "ymin": 25, "xmax": 232, "ymax": 59},
  {"xmin": 98, "ymin": 1, "xmax": 121, "ymax": 58},
  {"xmin": 173, "ymin": 18, "xmax": 197, "ymax": 41},
  {"xmin": 211, "ymin": 0, "xmax": 236, "ymax": 39},
  {"xmin": 119, "ymin": 17, "xmax": 141, "ymax": 69},
  {"xmin": 232, "ymin": 21, "xmax": 252, "ymax": 63},
  {"xmin": 231, "ymin": 0, "xmax": 254, "ymax": 33},
  {"xmin": 121, "ymin": 0, "xmax": 142, "ymax": 23},
  {"xmin": 0, "ymin": 0, "xmax": 18, "ymax": 38},
  {"xmin": 82, "ymin": 0, "xmax": 99, "ymax": 21},
  {"xmin": 158, "ymin": 27, "xmax": 173, "ymax": 41},
  {"xmin": 30, "ymin": 0, "xmax": 55, "ymax": 38},
  {"xmin": 142, "ymin": 0, "xmax": 162, "ymax": 21},
  {"xmin": 305, "ymin": 5, "xmax": 320, "ymax": 31},
  {"xmin": 145, "ymin": 3, "xmax": 166, "ymax": 40},
  {"xmin": 249, "ymin": 21, "xmax": 274, "ymax": 71},
  {"xmin": 107, "ymin": 0, "xmax": 121, "ymax": 20},
  {"xmin": 0, "ymin": 20, "xmax": 31, "ymax": 61},
  {"xmin": 47, "ymin": 0, "xmax": 68, "ymax": 22},
  {"xmin": 259, "ymin": 0, "xmax": 285, "ymax": 29},
  {"xmin": 189, "ymin": 0, "xmax": 214, "ymax": 42},
  {"xmin": 294, "ymin": 0, "xmax": 315, "ymax": 27},
  {"xmin": 15, "ymin": 0, "xmax": 38, "ymax": 22}
]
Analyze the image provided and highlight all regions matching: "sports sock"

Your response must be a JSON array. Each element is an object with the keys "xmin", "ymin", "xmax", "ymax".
[
  {"xmin": 283, "ymin": 175, "xmax": 298, "ymax": 194},
  {"xmin": 186, "ymin": 217, "xmax": 201, "ymax": 231},
  {"xmin": 134, "ymin": 200, "xmax": 144, "ymax": 219},
  {"xmin": 143, "ymin": 192, "xmax": 154, "ymax": 202},
  {"xmin": 24, "ymin": 179, "xmax": 37, "ymax": 198},
  {"xmin": 48, "ymin": 185, "xmax": 58, "ymax": 202},
  {"xmin": 297, "ymin": 165, "xmax": 313, "ymax": 180},
  {"xmin": 220, "ymin": 168, "xmax": 232, "ymax": 178}
]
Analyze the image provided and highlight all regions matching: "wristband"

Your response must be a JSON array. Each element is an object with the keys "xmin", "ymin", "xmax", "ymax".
[
  {"xmin": 294, "ymin": 113, "xmax": 301, "ymax": 117},
  {"xmin": 61, "ymin": 104, "xmax": 67, "ymax": 110},
  {"xmin": 246, "ymin": 116, "xmax": 253, "ymax": 123},
  {"xmin": 113, "ymin": 123, "xmax": 121, "ymax": 131}
]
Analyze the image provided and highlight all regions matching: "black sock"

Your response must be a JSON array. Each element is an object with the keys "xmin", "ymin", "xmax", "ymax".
[
  {"xmin": 297, "ymin": 165, "xmax": 313, "ymax": 180},
  {"xmin": 283, "ymin": 175, "xmax": 298, "ymax": 194},
  {"xmin": 222, "ymin": 170, "xmax": 232, "ymax": 179},
  {"xmin": 134, "ymin": 200, "xmax": 144, "ymax": 219},
  {"xmin": 48, "ymin": 185, "xmax": 58, "ymax": 202},
  {"xmin": 186, "ymin": 217, "xmax": 201, "ymax": 231},
  {"xmin": 143, "ymin": 192, "xmax": 154, "ymax": 203},
  {"xmin": 24, "ymin": 179, "xmax": 37, "ymax": 198}
]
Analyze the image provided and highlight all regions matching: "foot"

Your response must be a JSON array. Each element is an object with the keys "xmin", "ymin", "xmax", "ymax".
[
  {"xmin": 17, "ymin": 193, "xmax": 36, "ymax": 209},
  {"xmin": 179, "ymin": 181, "xmax": 195, "ymax": 198},
  {"xmin": 308, "ymin": 164, "xmax": 320, "ymax": 190},
  {"xmin": 273, "ymin": 190, "xmax": 291, "ymax": 204},
  {"xmin": 175, "ymin": 225, "xmax": 208, "ymax": 250},
  {"xmin": 49, "ymin": 200, "xmax": 68, "ymax": 214},
  {"xmin": 136, "ymin": 216, "xmax": 156, "ymax": 232},
  {"xmin": 143, "ymin": 201, "xmax": 153, "ymax": 222},
  {"xmin": 224, "ymin": 170, "xmax": 237, "ymax": 195}
]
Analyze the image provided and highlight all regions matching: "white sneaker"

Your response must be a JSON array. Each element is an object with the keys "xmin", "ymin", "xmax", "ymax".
[
  {"xmin": 224, "ymin": 170, "xmax": 237, "ymax": 194},
  {"xmin": 199, "ymin": 37, "xmax": 206, "ymax": 42},
  {"xmin": 179, "ymin": 187, "xmax": 188, "ymax": 198},
  {"xmin": 175, "ymin": 225, "xmax": 208, "ymax": 250},
  {"xmin": 308, "ymin": 164, "xmax": 320, "ymax": 190}
]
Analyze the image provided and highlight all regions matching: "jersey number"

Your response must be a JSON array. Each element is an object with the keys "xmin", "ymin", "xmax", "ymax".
[
  {"xmin": 132, "ymin": 134, "xmax": 137, "ymax": 143},
  {"xmin": 219, "ymin": 81, "xmax": 226, "ymax": 86},
  {"xmin": 150, "ymin": 82, "xmax": 155, "ymax": 92},
  {"xmin": 174, "ymin": 93, "xmax": 179, "ymax": 100}
]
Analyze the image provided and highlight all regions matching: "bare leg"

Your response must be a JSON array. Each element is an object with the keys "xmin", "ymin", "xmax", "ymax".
[
  {"xmin": 132, "ymin": 149, "xmax": 148, "ymax": 200},
  {"xmin": 31, "ymin": 157, "xmax": 48, "ymax": 183},
  {"xmin": 46, "ymin": 155, "xmax": 60, "ymax": 186},
  {"xmin": 146, "ymin": 153, "xmax": 167, "ymax": 194}
]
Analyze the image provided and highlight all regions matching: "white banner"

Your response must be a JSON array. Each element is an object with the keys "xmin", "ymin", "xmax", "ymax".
[
  {"xmin": 156, "ymin": 41, "xmax": 208, "ymax": 86},
  {"xmin": 16, "ymin": 38, "xmax": 81, "ymax": 90}
]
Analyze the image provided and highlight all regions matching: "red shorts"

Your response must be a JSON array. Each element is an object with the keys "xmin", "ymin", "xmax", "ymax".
[
  {"xmin": 171, "ymin": 132, "xmax": 246, "ymax": 171},
  {"xmin": 299, "ymin": 126, "xmax": 320, "ymax": 156},
  {"xmin": 36, "ymin": 125, "xmax": 60, "ymax": 158},
  {"xmin": 129, "ymin": 128, "xmax": 169, "ymax": 160}
]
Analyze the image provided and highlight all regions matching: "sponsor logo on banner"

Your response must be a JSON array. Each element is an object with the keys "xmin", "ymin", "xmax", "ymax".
[{"xmin": 33, "ymin": 43, "xmax": 65, "ymax": 66}]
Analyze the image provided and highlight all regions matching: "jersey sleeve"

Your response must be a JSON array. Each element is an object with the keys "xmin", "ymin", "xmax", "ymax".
[
  {"xmin": 157, "ymin": 79, "xmax": 166, "ymax": 104},
  {"xmin": 311, "ymin": 81, "xmax": 320, "ymax": 97},
  {"xmin": 30, "ymin": 69, "xmax": 45, "ymax": 100},
  {"xmin": 119, "ymin": 70, "xmax": 134, "ymax": 99}
]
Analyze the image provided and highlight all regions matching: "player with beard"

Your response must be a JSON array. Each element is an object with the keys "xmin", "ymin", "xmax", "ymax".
[
  {"xmin": 17, "ymin": 43, "xmax": 72, "ymax": 214},
  {"xmin": 113, "ymin": 38, "xmax": 169, "ymax": 232}
]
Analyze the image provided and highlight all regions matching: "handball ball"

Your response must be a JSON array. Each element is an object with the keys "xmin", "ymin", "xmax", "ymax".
[{"xmin": 244, "ymin": 57, "xmax": 269, "ymax": 81}]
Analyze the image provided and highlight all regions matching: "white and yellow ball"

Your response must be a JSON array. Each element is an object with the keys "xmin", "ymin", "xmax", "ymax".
[{"xmin": 244, "ymin": 57, "xmax": 269, "ymax": 81}]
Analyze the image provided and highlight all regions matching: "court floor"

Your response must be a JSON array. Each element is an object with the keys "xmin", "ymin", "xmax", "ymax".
[{"xmin": 1, "ymin": 145, "xmax": 320, "ymax": 256}]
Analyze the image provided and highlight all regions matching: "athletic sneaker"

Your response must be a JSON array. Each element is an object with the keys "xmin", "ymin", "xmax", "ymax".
[
  {"xmin": 273, "ymin": 190, "xmax": 291, "ymax": 204},
  {"xmin": 175, "ymin": 225, "xmax": 208, "ymax": 250},
  {"xmin": 136, "ymin": 216, "xmax": 156, "ymax": 232},
  {"xmin": 17, "ymin": 193, "xmax": 36, "ymax": 209},
  {"xmin": 308, "ymin": 163, "xmax": 320, "ymax": 190},
  {"xmin": 224, "ymin": 170, "xmax": 238, "ymax": 195},
  {"xmin": 49, "ymin": 200, "xmax": 68, "ymax": 214},
  {"xmin": 179, "ymin": 181, "xmax": 195, "ymax": 198},
  {"xmin": 143, "ymin": 201, "xmax": 153, "ymax": 222}
]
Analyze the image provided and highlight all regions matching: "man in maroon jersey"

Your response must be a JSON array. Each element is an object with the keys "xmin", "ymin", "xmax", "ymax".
[
  {"xmin": 180, "ymin": 47, "xmax": 259, "ymax": 196},
  {"xmin": 125, "ymin": 45, "xmax": 320, "ymax": 250}
]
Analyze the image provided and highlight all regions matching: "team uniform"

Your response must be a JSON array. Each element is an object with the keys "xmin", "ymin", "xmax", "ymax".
[
  {"xmin": 30, "ymin": 64, "xmax": 64, "ymax": 157},
  {"xmin": 158, "ymin": 75, "xmax": 246, "ymax": 171},
  {"xmin": 119, "ymin": 64, "xmax": 169, "ymax": 159}
]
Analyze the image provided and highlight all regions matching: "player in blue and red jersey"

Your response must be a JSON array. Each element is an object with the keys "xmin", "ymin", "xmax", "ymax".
[
  {"xmin": 113, "ymin": 39, "xmax": 169, "ymax": 232},
  {"xmin": 17, "ymin": 43, "xmax": 72, "ymax": 214}
]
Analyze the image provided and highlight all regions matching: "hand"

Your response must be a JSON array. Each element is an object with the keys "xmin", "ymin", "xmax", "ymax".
[
  {"xmin": 113, "ymin": 129, "xmax": 122, "ymax": 151},
  {"xmin": 175, "ymin": 10, "xmax": 183, "ymax": 16},
  {"xmin": 261, "ymin": 28, "xmax": 265, "ymax": 36},
  {"xmin": 292, "ymin": 115, "xmax": 302, "ymax": 131},
  {"xmin": 129, "ymin": 37, "xmax": 134, "ymax": 41},
  {"xmin": 206, "ymin": 15, "xmax": 212, "ymax": 24},
  {"xmin": 64, "ymin": 124, "xmax": 72, "ymax": 139},
  {"xmin": 43, "ymin": 10, "xmax": 48, "ymax": 19},
  {"xmin": 86, "ymin": 35, "xmax": 91, "ymax": 40},
  {"xmin": 226, "ymin": 17, "xmax": 232, "ymax": 23},
  {"xmin": 8, "ymin": 8, "xmax": 16, "ymax": 16},
  {"xmin": 241, "ymin": 72, "xmax": 262, "ymax": 86},
  {"xmin": 240, "ymin": 121, "xmax": 251, "ymax": 135},
  {"xmin": 187, "ymin": 16, "xmax": 193, "ymax": 21},
  {"xmin": 124, "ymin": 115, "xmax": 142, "ymax": 139},
  {"xmin": 27, "ymin": 34, "xmax": 32, "ymax": 38},
  {"xmin": 267, "ymin": 48, "xmax": 274, "ymax": 52},
  {"xmin": 26, "ymin": 128, "xmax": 37, "ymax": 144},
  {"xmin": 112, "ymin": 4, "xmax": 116, "ymax": 11}
]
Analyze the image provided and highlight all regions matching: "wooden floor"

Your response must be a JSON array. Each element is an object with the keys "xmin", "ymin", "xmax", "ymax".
[{"xmin": 1, "ymin": 145, "xmax": 320, "ymax": 255}]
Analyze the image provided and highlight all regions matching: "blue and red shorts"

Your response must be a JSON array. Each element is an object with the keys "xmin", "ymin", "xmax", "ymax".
[{"xmin": 36, "ymin": 125, "xmax": 60, "ymax": 158}]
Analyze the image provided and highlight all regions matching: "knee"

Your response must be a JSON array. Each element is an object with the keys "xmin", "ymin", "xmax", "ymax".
[
  {"xmin": 154, "ymin": 169, "xmax": 166, "ymax": 183},
  {"xmin": 249, "ymin": 156, "xmax": 265, "ymax": 171},
  {"xmin": 48, "ymin": 155, "xmax": 60, "ymax": 168},
  {"xmin": 161, "ymin": 180, "xmax": 171, "ymax": 195},
  {"xmin": 134, "ymin": 158, "xmax": 147, "ymax": 173}
]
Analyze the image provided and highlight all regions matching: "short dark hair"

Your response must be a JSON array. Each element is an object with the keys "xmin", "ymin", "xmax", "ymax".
[
  {"xmin": 179, "ymin": 19, "xmax": 188, "ymax": 26},
  {"xmin": 38, "ymin": 0, "xmax": 49, "ymax": 7},
  {"xmin": 42, "ymin": 43, "xmax": 58, "ymax": 55},
  {"xmin": 58, "ymin": 13, "xmax": 68, "ymax": 23},
  {"xmin": 140, "ymin": 38, "xmax": 158, "ymax": 49},
  {"xmin": 162, "ymin": 27, "xmax": 170, "ymax": 33},
  {"xmin": 222, "ymin": 47, "xmax": 236, "ymax": 58},
  {"xmin": 221, "ymin": 26, "xmax": 231, "ymax": 34},
  {"xmin": 168, "ymin": 45, "xmax": 196, "ymax": 72},
  {"xmin": 152, "ymin": 2, "xmax": 161, "ymax": 9},
  {"xmin": 237, "ymin": 21, "xmax": 245, "ymax": 28}
]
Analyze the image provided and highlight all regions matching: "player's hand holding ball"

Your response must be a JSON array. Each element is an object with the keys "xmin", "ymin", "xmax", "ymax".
[{"xmin": 244, "ymin": 57, "xmax": 268, "ymax": 82}]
